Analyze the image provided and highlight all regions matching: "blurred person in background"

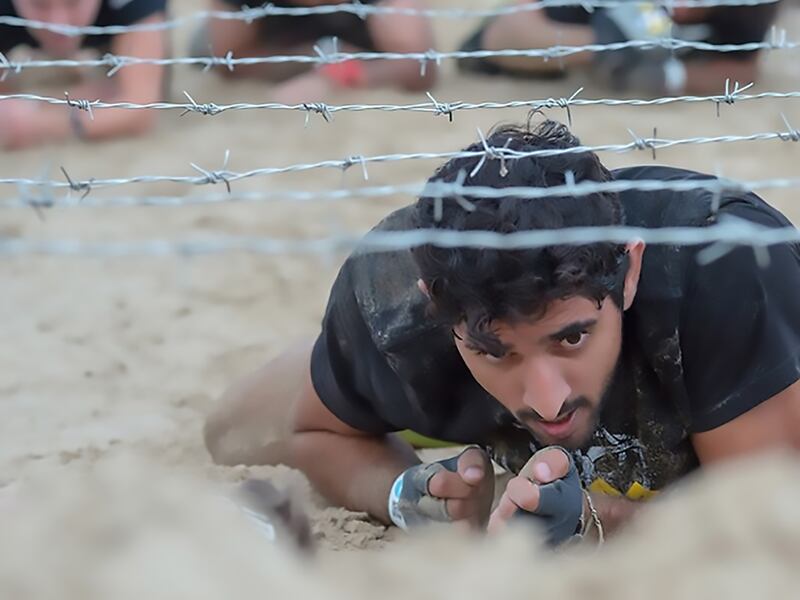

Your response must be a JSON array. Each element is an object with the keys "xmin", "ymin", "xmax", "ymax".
[
  {"xmin": 0, "ymin": 0, "xmax": 168, "ymax": 150},
  {"xmin": 456, "ymin": 2, "xmax": 782, "ymax": 96},
  {"xmin": 191, "ymin": 0, "xmax": 436, "ymax": 103}
]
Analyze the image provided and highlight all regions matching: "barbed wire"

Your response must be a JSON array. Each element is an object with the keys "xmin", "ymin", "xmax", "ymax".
[
  {"xmin": 1, "ymin": 34, "xmax": 797, "ymax": 78},
  {"xmin": 0, "ymin": 0, "xmax": 780, "ymax": 36},
  {"xmin": 5, "ymin": 174, "xmax": 800, "ymax": 211},
  {"xmin": 3, "ymin": 84, "xmax": 799, "ymax": 121},
  {"xmin": 1, "ymin": 123, "xmax": 799, "ymax": 197},
  {"xmin": 1, "ymin": 220, "xmax": 797, "ymax": 260}
]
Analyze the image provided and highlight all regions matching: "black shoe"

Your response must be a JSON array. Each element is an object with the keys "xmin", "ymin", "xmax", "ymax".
[{"xmin": 457, "ymin": 21, "xmax": 505, "ymax": 76}]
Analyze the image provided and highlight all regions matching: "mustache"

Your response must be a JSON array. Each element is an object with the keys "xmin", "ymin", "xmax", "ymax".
[{"xmin": 515, "ymin": 396, "xmax": 592, "ymax": 426}]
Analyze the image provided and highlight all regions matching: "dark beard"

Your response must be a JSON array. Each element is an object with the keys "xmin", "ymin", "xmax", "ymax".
[
  {"xmin": 575, "ymin": 353, "xmax": 626, "ymax": 451},
  {"xmin": 514, "ymin": 354, "xmax": 624, "ymax": 451}
]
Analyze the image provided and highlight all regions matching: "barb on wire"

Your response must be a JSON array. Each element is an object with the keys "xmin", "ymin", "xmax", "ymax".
[
  {"xmin": 450, "ymin": 170, "xmax": 476, "ymax": 212},
  {"xmin": 715, "ymin": 79, "xmax": 755, "ymax": 117},
  {"xmin": 3, "ymin": 87, "xmax": 799, "ymax": 118},
  {"xmin": 189, "ymin": 150, "xmax": 232, "ymax": 193},
  {"xmin": 101, "ymin": 52, "xmax": 125, "ymax": 77},
  {"xmin": 303, "ymin": 102, "xmax": 333, "ymax": 125},
  {"xmin": 426, "ymin": 92, "xmax": 454, "ymax": 122},
  {"xmin": 1, "ymin": 36, "xmax": 798, "ymax": 75},
  {"xmin": 64, "ymin": 92, "xmax": 97, "ymax": 120},
  {"xmin": 342, "ymin": 155, "xmax": 370, "ymax": 181},
  {"xmin": 0, "ymin": 0, "xmax": 779, "ymax": 36},
  {"xmin": 3, "ymin": 125, "xmax": 799, "ymax": 192},
  {"xmin": 779, "ymin": 114, "xmax": 800, "ymax": 142},
  {"xmin": 59, "ymin": 166, "xmax": 93, "ymax": 200},
  {"xmin": 0, "ymin": 52, "xmax": 20, "ymax": 81},
  {"xmin": 180, "ymin": 91, "xmax": 221, "ymax": 116},
  {"xmin": 627, "ymin": 127, "xmax": 659, "ymax": 160},
  {"xmin": 2, "ymin": 220, "xmax": 798, "ymax": 259},
  {"xmin": 471, "ymin": 128, "xmax": 513, "ymax": 178},
  {"xmin": 547, "ymin": 87, "xmax": 584, "ymax": 127}
]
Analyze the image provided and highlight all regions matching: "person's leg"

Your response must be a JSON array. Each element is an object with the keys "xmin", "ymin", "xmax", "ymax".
[
  {"xmin": 192, "ymin": 0, "xmax": 316, "ymax": 81},
  {"xmin": 364, "ymin": 0, "xmax": 437, "ymax": 91},
  {"xmin": 459, "ymin": 2, "xmax": 594, "ymax": 77},
  {"xmin": 204, "ymin": 339, "xmax": 314, "ymax": 466}
]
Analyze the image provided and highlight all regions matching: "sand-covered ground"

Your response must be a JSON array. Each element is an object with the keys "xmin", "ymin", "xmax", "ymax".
[{"xmin": 2, "ymin": 0, "xmax": 800, "ymax": 596}]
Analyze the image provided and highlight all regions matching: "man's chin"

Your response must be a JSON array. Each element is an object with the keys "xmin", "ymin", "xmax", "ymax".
[{"xmin": 535, "ymin": 430, "xmax": 592, "ymax": 450}]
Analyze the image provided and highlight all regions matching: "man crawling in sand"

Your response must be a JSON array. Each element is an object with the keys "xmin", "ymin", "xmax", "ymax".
[{"xmin": 206, "ymin": 119, "xmax": 800, "ymax": 546}]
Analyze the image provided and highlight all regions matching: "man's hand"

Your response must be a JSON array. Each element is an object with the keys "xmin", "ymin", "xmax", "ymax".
[
  {"xmin": 488, "ymin": 446, "xmax": 583, "ymax": 545},
  {"xmin": 0, "ymin": 100, "xmax": 42, "ymax": 150},
  {"xmin": 388, "ymin": 446, "xmax": 494, "ymax": 530}
]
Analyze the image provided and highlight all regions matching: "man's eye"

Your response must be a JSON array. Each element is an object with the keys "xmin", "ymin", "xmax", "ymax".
[
  {"xmin": 470, "ymin": 348, "xmax": 505, "ymax": 363},
  {"xmin": 559, "ymin": 331, "xmax": 588, "ymax": 349},
  {"xmin": 483, "ymin": 352, "xmax": 505, "ymax": 363}
]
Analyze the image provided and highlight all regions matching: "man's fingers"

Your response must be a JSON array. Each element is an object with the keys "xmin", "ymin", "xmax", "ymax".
[
  {"xmin": 506, "ymin": 475, "xmax": 541, "ymax": 513},
  {"xmin": 456, "ymin": 447, "xmax": 489, "ymax": 486},
  {"xmin": 519, "ymin": 446, "xmax": 570, "ymax": 484},
  {"xmin": 487, "ymin": 493, "xmax": 518, "ymax": 534},
  {"xmin": 427, "ymin": 469, "xmax": 475, "ymax": 499}
]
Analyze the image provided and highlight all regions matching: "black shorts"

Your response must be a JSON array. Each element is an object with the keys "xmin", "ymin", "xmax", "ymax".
[
  {"xmin": 543, "ymin": 7, "xmax": 592, "ymax": 25},
  {"xmin": 222, "ymin": 0, "xmax": 376, "ymax": 50}
]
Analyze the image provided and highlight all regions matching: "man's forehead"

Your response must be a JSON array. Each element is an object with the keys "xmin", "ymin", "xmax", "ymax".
[{"xmin": 495, "ymin": 296, "xmax": 603, "ymax": 335}]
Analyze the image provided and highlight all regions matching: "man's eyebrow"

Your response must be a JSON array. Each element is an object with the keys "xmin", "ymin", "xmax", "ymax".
[
  {"xmin": 452, "ymin": 328, "xmax": 511, "ymax": 356},
  {"xmin": 546, "ymin": 319, "xmax": 597, "ymax": 342}
]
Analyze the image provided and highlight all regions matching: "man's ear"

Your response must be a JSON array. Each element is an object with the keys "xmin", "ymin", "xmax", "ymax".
[
  {"xmin": 417, "ymin": 278, "xmax": 431, "ymax": 299},
  {"xmin": 622, "ymin": 240, "xmax": 645, "ymax": 311}
]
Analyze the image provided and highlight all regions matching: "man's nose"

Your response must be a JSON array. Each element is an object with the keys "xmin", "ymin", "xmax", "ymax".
[{"xmin": 521, "ymin": 359, "xmax": 571, "ymax": 421}]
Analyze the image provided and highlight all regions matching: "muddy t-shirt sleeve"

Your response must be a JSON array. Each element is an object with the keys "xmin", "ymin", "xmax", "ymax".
[
  {"xmin": 310, "ymin": 260, "xmax": 396, "ymax": 434},
  {"xmin": 680, "ymin": 201, "xmax": 800, "ymax": 432}
]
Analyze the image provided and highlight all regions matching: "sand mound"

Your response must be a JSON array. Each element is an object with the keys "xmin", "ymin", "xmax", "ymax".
[{"xmin": 2, "ymin": 452, "xmax": 798, "ymax": 600}]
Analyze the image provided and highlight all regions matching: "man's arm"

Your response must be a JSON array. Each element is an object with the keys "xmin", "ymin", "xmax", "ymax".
[
  {"xmin": 0, "ymin": 14, "xmax": 167, "ymax": 149},
  {"xmin": 691, "ymin": 379, "xmax": 800, "ymax": 463},
  {"xmin": 361, "ymin": 0, "xmax": 437, "ymax": 91},
  {"xmin": 204, "ymin": 340, "xmax": 493, "ymax": 524},
  {"xmin": 290, "ymin": 365, "xmax": 421, "ymax": 521},
  {"xmin": 69, "ymin": 14, "xmax": 167, "ymax": 140}
]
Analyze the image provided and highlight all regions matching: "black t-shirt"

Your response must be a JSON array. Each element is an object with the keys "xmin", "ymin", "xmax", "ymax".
[
  {"xmin": 311, "ymin": 165, "xmax": 800, "ymax": 499},
  {"xmin": 0, "ymin": 0, "xmax": 166, "ymax": 54}
]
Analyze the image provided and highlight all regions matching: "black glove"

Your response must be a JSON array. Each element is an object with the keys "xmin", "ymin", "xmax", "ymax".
[{"xmin": 515, "ymin": 446, "xmax": 584, "ymax": 546}]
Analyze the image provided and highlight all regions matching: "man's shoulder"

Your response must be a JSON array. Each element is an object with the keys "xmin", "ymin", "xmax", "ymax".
[
  {"xmin": 340, "ymin": 205, "xmax": 439, "ymax": 351},
  {"xmin": 613, "ymin": 165, "xmax": 754, "ymax": 231}
]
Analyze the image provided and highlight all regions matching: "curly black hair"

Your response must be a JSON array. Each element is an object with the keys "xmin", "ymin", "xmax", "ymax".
[{"xmin": 411, "ymin": 119, "xmax": 628, "ymax": 356}]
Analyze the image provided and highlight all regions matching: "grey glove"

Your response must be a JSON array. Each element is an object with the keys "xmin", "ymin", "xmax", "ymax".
[
  {"xmin": 387, "ymin": 446, "xmax": 494, "ymax": 530},
  {"xmin": 515, "ymin": 447, "xmax": 584, "ymax": 546}
]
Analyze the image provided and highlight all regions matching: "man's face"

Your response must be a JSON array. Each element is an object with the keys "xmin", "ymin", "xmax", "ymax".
[
  {"xmin": 454, "ymin": 295, "xmax": 623, "ymax": 450},
  {"xmin": 13, "ymin": 0, "xmax": 102, "ymax": 57}
]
